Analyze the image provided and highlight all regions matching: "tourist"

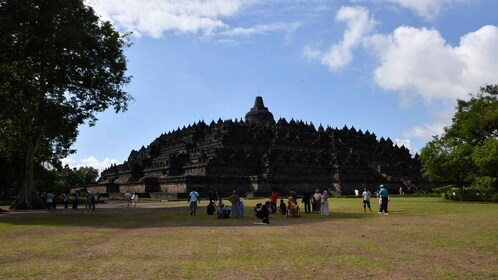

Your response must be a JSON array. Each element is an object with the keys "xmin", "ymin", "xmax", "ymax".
[
  {"xmin": 52, "ymin": 192, "xmax": 57, "ymax": 210},
  {"xmin": 228, "ymin": 190, "xmax": 240, "ymax": 218},
  {"xmin": 313, "ymin": 189, "xmax": 322, "ymax": 214},
  {"xmin": 287, "ymin": 197, "xmax": 299, "ymax": 217},
  {"xmin": 85, "ymin": 192, "xmax": 93, "ymax": 212},
  {"xmin": 124, "ymin": 191, "xmax": 132, "ymax": 208},
  {"xmin": 62, "ymin": 192, "xmax": 69, "ymax": 209},
  {"xmin": 362, "ymin": 188, "xmax": 372, "ymax": 212},
  {"xmin": 208, "ymin": 189, "xmax": 217, "ymax": 204},
  {"xmin": 320, "ymin": 190, "xmax": 329, "ymax": 216},
  {"xmin": 217, "ymin": 203, "xmax": 230, "ymax": 219},
  {"xmin": 239, "ymin": 197, "xmax": 245, "ymax": 217},
  {"xmin": 279, "ymin": 199, "xmax": 286, "ymax": 215},
  {"xmin": 207, "ymin": 201, "xmax": 216, "ymax": 215},
  {"xmin": 378, "ymin": 185, "xmax": 389, "ymax": 215},
  {"xmin": 266, "ymin": 199, "xmax": 272, "ymax": 215},
  {"xmin": 85, "ymin": 192, "xmax": 96, "ymax": 212},
  {"xmin": 302, "ymin": 188, "xmax": 311, "ymax": 213},
  {"xmin": 89, "ymin": 193, "xmax": 96, "ymax": 211},
  {"xmin": 46, "ymin": 191, "xmax": 54, "ymax": 211},
  {"xmin": 270, "ymin": 190, "xmax": 279, "ymax": 214},
  {"xmin": 255, "ymin": 202, "xmax": 270, "ymax": 224},
  {"xmin": 188, "ymin": 188, "xmax": 200, "ymax": 216},
  {"xmin": 132, "ymin": 192, "xmax": 139, "ymax": 207},
  {"xmin": 289, "ymin": 188, "xmax": 297, "ymax": 204},
  {"xmin": 72, "ymin": 191, "xmax": 79, "ymax": 210},
  {"xmin": 217, "ymin": 192, "xmax": 223, "ymax": 207}
]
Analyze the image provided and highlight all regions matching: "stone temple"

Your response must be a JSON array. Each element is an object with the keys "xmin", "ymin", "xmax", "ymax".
[{"xmin": 89, "ymin": 97, "xmax": 428, "ymax": 198}]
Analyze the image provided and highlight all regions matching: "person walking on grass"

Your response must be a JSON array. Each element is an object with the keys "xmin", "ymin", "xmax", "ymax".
[
  {"xmin": 313, "ymin": 189, "xmax": 322, "ymax": 214},
  {"xmin": 132, "ymin": 192, "xmax": 139, "ymax": 207},
  {"xmin": 46, "ymin": 191, "xmax": 54, "ymax": 211},
  {"xmin": 362, "ymin": 187, "xmax": 372, "ymax": 212},
  {"xmin": 124, "ymin": 191, "xmax": 132, "ymax": 208},
  {"xmin": 320, "ymin": 190, "xmax": 329, "ymax": 216},
  {"xmin": 62, "ymin": 192, "xmax": 69, "ymax": 209},
  {"xmin": 378, "ymin": 185, "xmax": 389, "ymax": 215},
  {"xmin": 72, "ymin": 191, "xmax": 80, "ymax": 210},
  {"xmin": 188, "ymin": 188, "xmax": 200, "ymax": 216},
  {"xmin": 302, "ymin": 188, "xmax": 312, "ymax": 213}
]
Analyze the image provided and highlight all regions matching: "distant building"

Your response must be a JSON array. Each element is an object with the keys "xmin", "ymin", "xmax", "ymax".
[{"xmin": 90, "ymin": 96, "xmax": 428, "ymax": 198}]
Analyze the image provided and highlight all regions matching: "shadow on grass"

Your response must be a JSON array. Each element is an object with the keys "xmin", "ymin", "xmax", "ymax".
[{"xmin": 0, "ymin": 203, "xmax": 371, "ymax": 229}]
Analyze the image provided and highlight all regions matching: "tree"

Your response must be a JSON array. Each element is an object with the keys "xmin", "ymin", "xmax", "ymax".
[
  {"xmin": 0, "ymin": 0, "xmax": 132, "ymax": 209},
  {"xmin": 420, "ymin": 85, "xmax": 498, "ymax": 201}
]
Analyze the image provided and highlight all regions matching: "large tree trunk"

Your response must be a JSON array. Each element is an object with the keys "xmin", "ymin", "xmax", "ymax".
[{"xmin": 10, "ymin": 136, "xmax": 45, "ymax": 210}]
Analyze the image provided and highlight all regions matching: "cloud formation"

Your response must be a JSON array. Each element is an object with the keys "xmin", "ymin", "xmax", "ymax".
[
  {"xmin": 383, "ymin": 0, "xmax": 468, "ymax": 20},
  {"xmin": 87, "ymin": 0, "xmax": 253, "ymax": 37},
  {"xmin": 403, "ymin": 122, "xmax": 447, "ymax": 140},
  {"xmin": 367, "ymin": 25, "xmax": 498, "ymax": 103},
  {"xmin": 219, "ymin": 22, "xmax": 301, "ymax": 37},
  {"xmin": 62, "ymin": 156, "xmax": 118, "ymax": 173},
  {"xmin": 305, "ymin": 6, "xmax": 376, "ymax": 70}
]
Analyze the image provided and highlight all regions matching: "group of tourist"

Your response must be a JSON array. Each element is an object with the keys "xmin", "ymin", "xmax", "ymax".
[
  {"xmin": 124, "ymin": 191, "xmax": 139, "ymax": 208},
  {"xmin": 42, "ymin": 184, "xmax": 390, "ymax": 218},
  {"xmin": 188, "ymin": 184, "xmax": 391, "ymax": 223},
  {"xmin": 187, "ymin": 187, "xmax": 337, "ymax": 224},
  {"xmin": 360, "ymin": 185, "xmax": 390, "ymax": 215},
  {"xmin": 40, "ymin": 189, "xmax": 101, "ymax": 211}
]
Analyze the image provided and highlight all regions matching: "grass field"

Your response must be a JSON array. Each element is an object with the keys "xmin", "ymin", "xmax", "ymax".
[{"xmin": 0, "ymin": 197, "xmax": 497, "ymax": 280}]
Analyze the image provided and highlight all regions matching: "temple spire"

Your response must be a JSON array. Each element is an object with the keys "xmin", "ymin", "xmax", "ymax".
[{"xmin": 245, "ymin": 96, "xmax": 275, "ymax": 125}]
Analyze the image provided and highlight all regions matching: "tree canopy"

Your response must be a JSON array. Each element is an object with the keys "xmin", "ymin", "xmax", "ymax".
[
  {"xmin": 0, "ymin": 0, "xmax": 132, "ymax": 209},
  {"xmin": 419, "ymin": 85, "xmax": 498, "ymax": 201}
]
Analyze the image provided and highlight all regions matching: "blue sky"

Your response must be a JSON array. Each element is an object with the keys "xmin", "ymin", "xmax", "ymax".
[{"xmin": 65, "ymin": 0, "xmax": 498, "ymax": 171}]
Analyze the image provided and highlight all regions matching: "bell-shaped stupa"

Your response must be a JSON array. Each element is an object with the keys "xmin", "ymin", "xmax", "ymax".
[{"xmin": 245, "ymin": 96, "xmax": 275, "ymax": 125}]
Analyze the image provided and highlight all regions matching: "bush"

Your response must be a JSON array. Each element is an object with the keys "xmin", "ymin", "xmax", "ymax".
[{"xmin": 471, "ymin": 176, "xmax": 498, "ymax": 201}]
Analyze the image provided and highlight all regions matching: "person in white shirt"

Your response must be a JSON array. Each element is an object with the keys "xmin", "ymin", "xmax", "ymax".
[
  {"xmin": 124, "ymin": 191, "xmax": 132, "ymax": 208},
  {"xmin": 132, "ymin": 192, "xmax": 139, "ymax": 207},
  {"xmin": 362, "ymin": 188, "xmax": 372, "ymax": 212}
]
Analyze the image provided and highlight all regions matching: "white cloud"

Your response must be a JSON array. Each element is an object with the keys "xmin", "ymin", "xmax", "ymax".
[
  {"xmin": 219, "ymin": 22, "xmax": 301, "ymax": 37},
  {"xmin": 303, "ymin": 46, "xmax": 322, "ymax": 60},
  {"xmin": 383, "ymin": 0, "xmax": 468, "ymax": 20},
  {"xmin": 304, "ymin": 6, "xmax": 376, "ymax": 70},
  {"xmin": 86, "ymin": 0, "xmax": 254, "ymax": 38},
  {"xmin": 367, "ymin": 25, "xmax": 498, "ymax": 104},
  {"xmin": 403, "ymin": 122, "xmax": 447, "ymax": 140},
  {"xmin": 61, "ymin": 156, "xmax": 118, "ymax": 173}
]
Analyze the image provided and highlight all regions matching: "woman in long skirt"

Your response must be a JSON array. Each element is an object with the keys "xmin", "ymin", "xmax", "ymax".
[{"xmin": 321, "ymin": 190, "xmax": 329, "ymax": 216}]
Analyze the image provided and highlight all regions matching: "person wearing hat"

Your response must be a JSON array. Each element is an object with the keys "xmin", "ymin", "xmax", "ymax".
[{"xmin": 378, "ymin": 185, "xmax": 389, "ymax": 215}]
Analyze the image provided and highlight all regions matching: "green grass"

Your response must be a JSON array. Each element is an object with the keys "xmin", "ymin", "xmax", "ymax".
[{"xmin": 0, "ymin": 197, "xmax": 497, "ymax": 279}]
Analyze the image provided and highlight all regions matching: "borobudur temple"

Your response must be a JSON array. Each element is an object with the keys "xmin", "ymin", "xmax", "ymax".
[{"xmin": 89, "ymin": 96, "xmax": 428, "ymax": 198}]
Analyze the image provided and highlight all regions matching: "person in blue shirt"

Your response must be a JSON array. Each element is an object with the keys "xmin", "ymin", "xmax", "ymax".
[
  {"xmin": 217, "ymin": 203, "xmax": 231, "ymax": 219},
  {"xmin": 188, "ymin": 188, "xmax": 200, "ymax": 216},
  {"xmin": 378, "ymin": 185, "xmax": 389, "ymax": 215}
]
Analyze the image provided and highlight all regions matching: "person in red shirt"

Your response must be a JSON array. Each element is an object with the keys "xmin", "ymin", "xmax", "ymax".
[{"xmin": 270, "ymin": 190, "xmax": 279, "ymax": 214}]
